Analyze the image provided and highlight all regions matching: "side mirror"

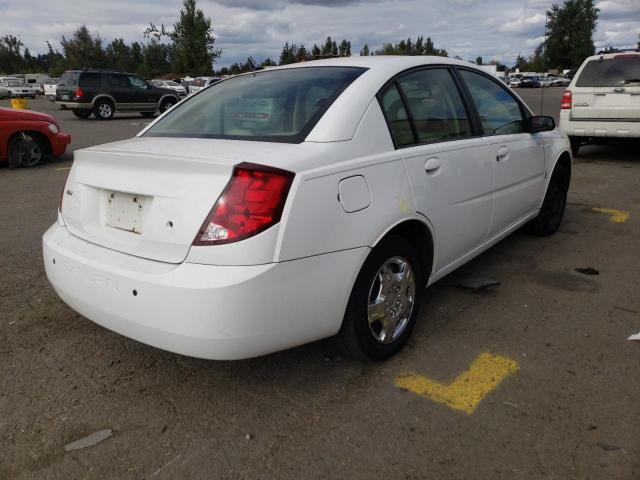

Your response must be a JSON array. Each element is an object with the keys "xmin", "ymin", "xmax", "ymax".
[{"xmin": 528, "ymin": 115, "xmax": 555, "ymax": 133}]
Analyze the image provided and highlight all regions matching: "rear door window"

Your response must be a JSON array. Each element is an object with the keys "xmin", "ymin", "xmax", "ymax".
[
  {"xmin": 576, "ymin": 56, "xmax": 640, "ymax": 87},
  {"xmin": 459, "ymin": 70, "xmax": 526, "ymax": 135},
  {"xmin": 79, "ymin": 73, "xmax": 101, "ymax": 88},
  {"xmin": 380, "ymin": 84, "xmax": 414, "ymax": 147},
  {"xmin": 397, "ymin": 68, "xmax": 472, "ymax": 143},
  {"xmin": 107, "ymin": 74, "xmax": 130, "ymax": 88}
]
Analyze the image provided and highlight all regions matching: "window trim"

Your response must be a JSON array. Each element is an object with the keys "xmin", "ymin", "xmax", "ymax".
[
  {"xmin": 452, "ymin": 66, "xmax": 532, "ymax": 137},
  {"xmin": 376, "ymin": 64, "xmax": 481, "ymax": 150}
]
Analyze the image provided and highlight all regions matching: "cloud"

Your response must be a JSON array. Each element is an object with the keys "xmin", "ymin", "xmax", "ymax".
[{"xmin": 0, "ymin": 0, "xmax": 637, "ymax": 69}]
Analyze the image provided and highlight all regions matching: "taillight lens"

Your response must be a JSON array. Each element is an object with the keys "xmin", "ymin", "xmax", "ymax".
[
  {"xmin": 74, "ymin": 88, "xmax": 84, "ymax": 99},
  {"xmin": 561, "ymin": 90, "xmax": 572, "ymax": 109},
  {"xmin": 193, "ymin": 162, "xmax": 294, "ymax": 245}
]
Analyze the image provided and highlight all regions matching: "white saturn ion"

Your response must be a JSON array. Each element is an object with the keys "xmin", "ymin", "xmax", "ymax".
[{"xmin": 44, "ymin": 57, "xmax": 572, "ymax": 361}]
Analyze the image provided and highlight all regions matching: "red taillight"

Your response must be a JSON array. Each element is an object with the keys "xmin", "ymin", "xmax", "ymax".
[
  {"xmin": 561, "ymin": 90, "xmax": 572, "ymax": 109},
  {"xmin": 193, "ymin": 163, "xmax": 294, "ymax": 245},
  {"xmin": 74, "ymin": 87, "xmax": 84, "ymax": 99}
]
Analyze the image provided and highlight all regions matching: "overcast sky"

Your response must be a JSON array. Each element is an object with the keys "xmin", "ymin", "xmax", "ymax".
[{"xmin": 1, "ymin": 0, "xmax": 638, "ymax": 67}]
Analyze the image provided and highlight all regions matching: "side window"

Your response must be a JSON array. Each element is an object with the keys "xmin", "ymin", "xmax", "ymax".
[
  {"xmin": 107, "ymin": 74, "xmax": 129, "ymax": 88},
  {"xmin": 128, "ymin": 75, "xmax": 147, "ymax": 89},
  {"xmin": 459, "ymin": 70, "xmax": 525, "ymax": 135},
  {"xmin": 380, "ymin": 84, "xmax": 414, "ymax": 147},
  {"xmin": 79, "ymin": 73, "xmax": 101, "ymax": 88},
  {"xmin": 397, "ymin": 68, "xmax": 472, "ymax": 143}
]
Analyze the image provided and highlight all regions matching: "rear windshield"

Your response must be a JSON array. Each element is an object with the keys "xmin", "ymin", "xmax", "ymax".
[
  {"xmin": 576, "ymin": 57, "xmax": 640, "ymax": 87},
  {"xmin": 144, "ymin": 66, "xmax": 367, "ymax": 143},
  {"xmin": 60, "ymin": 71, "xmax": 79, "ymax": 87}
]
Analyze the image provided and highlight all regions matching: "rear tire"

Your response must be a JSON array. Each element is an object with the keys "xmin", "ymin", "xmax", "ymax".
[
  {"xmin": 569, "ymin": 136, "xmax": 581, "ymax": 157},
  {"xmin": 93, "ymin": 99, "xmax": 114, "ymax": 120},
  {"xmin": 337, "ymin": 235, "xmax": 423, "ymax": 361},
  {"xmin": 72, "ymin": 109, "xmax": 92, "ymax": 119},
  {"xmin": 526, "ymin": 163, "xmax": 569, "ymax": 236}
]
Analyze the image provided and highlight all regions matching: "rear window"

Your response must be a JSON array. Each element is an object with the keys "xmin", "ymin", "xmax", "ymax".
[
  {"xmin": 576, "ymin": 56, "xmax": 640, "ymax": 87},
  {"xmin": 144, "ymin": 66, "xmax": 366, "ymax": 143},
  {"xmin": 60, "ymin": 71, "xmax": 79, "ymax": 87}
]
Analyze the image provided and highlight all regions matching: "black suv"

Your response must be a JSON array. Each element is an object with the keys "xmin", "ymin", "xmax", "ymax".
[{"xmin": 55, "ymin": 69, "xmax": 180, "ymax": 120}]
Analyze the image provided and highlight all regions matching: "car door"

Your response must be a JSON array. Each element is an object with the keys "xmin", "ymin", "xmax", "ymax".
[
  {"xmin": 379, "ymin": 67, "xmax": 495, "ymax": 271},
  {"xmin": 127, "ymin": 75, "xmax": 157, "ymax": 110},
  {"xmin": 457, "ymin": 68, "xmax": 545, "ymax": 238},
  {"xmin": 105, "ymin": 73, "xmax": 131, "ymax": 106}
]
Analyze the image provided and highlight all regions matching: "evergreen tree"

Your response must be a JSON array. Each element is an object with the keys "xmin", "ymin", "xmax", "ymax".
[
  {"xmin": 61, "ymin": 25, "xmax": 106, "ymax": 68},
  {"xmin": 360, "ymin": 44, "xmax": 370, "ymax": 56},
  {"xmin": 545, "ymin": 0, "xmax": 598, "ymax": 68}
]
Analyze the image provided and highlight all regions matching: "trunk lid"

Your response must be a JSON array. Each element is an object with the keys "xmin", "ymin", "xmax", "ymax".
[{"xmin": 61, "ymin": 137, "xmax": 295, "ymax": 263}]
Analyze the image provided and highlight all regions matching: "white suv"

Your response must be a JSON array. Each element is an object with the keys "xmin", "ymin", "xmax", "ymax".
[{"xmin": 560, "ymin": 52, "xmax": 640, "ymax": 156}]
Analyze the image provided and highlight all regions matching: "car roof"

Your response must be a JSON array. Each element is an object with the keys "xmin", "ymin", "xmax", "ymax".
[{"xmin": 582, "ymin": 51, "xmax": 640, "ymax": 62}]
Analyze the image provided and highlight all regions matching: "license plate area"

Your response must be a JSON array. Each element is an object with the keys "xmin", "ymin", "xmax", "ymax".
[
  {"xmin": 106, "ymin": 191, "xmax": 149, "ymax": 233},
  {"xmin": 61, "ymin": 94, "xmax": 70, "ymax": 101}
]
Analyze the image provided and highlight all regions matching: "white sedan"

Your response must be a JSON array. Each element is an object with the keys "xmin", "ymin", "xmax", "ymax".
[{"xmin": 44, "ymin": 57, "xmax": 571, "ymax": 361}]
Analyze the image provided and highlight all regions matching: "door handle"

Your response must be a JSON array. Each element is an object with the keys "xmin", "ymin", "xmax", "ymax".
[
  {"xmin": 425, "ymin": 157, "xmax": 441, "ymax": 173},
  {"xmin": 496, "ymin": 146, "xmax": 509, "ymax": 162}
]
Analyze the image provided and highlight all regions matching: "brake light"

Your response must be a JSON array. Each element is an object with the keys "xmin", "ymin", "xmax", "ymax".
[
  {"xmin": 74, "ymin": 88, "xmax": 84, "ymax": 99},
  {"xmin": 561, "ymin": 90, "xmax": 572, "ymax": 109},
  {"xmin": 193, "ymin": 163, "xmax": 294, "ymax": 245}
]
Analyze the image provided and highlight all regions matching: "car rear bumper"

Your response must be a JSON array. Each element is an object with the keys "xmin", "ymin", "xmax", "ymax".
[
  {"xmin": 52, "ymin": 132, "xmax": 71, "ymax": 157},
  {"xmin": 560, "ymin": 112, "xmax": 640, "ymax": 138},
  {"xmin": 43, "ymin": 224, "xmax": 367, "ymax": 360}
]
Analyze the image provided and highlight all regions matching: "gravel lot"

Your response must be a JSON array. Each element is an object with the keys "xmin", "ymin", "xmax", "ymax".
[{"xmin": 1, "ymin": 90, "xmax": 638, "ymax": 479}]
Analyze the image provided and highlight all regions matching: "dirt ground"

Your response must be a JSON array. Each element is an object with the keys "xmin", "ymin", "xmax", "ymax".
[{"xmin": 0, "ymin": 93, "xmax": 638, "ymax": 479}]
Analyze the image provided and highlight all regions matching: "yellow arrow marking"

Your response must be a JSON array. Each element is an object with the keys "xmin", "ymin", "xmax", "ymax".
[
  {"xmin": 591, "ymin": 207, "xmax": 629, "ymax": 223},
  {"xmin": 395, "ymin": 352, "xmax": 519, "ymax": 414}
]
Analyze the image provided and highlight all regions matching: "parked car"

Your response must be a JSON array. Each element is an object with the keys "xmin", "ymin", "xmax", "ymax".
[
  {"xmin": 0, "ymin": 86, "xmax": 9, "ymax": 99},
  {"xmin": 188, "ymin": 76, "xmax": 221, "ymax": 94},
  {"xmin": 539, "ymin": 77, "xmax": 555, "ymax": 87},
  {"xmin": 1, "ymin": 80, "xmax": 38, "ymax": 98},
  {"xmin": 55, "ymin": 69, "xmax": 180, "ymax": 120},
  {"xmin": 509, "ymin": 77, "xmax": 521, "ymax": 88},
  {"xmin": 0, "ymin": 107, "xmax": 71, "ymax": 168},
  {"xmin": 151, "ymin": 79, "xmax": 187, "ymax": 98},
  {"xmin": 520, "ymin": 76, "xmax": 541, "ymax": 88},
  {"xmin": 552, "ymin": 77, "xmax": 570, "ymax": 87},
  {"xmin": 44, "ymin": 57, "xmax": 570, "ymax": 361},
  {"xmin": 43, "ymin": 78, "xmax": 60, "ymax": 100},
  {"xmin": 560, "ymin": 51, "xmax": 640, "ymax": 156}
]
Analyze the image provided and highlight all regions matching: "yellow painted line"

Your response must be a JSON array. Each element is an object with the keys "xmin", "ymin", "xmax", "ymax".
[
  {"xmin": 54, "ymin": 166, "xmax": 71, "ymax": 171},
  {"xmin": 395, "ymin": 352, "xmax": 519, "ymax": 414},
  {"xmin": 591, "ymin": 207, "xmax": 629, "ymax": 223}
]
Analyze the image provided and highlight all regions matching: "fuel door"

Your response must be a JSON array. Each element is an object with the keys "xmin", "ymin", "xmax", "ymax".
[{"xmin": 338, "ymin": 175, "xmax": 371, "ymax": 213}]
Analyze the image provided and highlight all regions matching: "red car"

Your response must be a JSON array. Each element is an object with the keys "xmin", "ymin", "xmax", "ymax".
[{"xmin": 0, "ymin": 107, "xmax": 71, "ymax": 169}]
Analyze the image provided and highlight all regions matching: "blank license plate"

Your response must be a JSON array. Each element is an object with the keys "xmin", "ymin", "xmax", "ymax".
[
  {"xmin": 106, "ymin": 191, "xmax": 148, "ymax": 233},
  {"xmin": 61, "ymin": 94, "xmax": 70, "ymax": 100}
]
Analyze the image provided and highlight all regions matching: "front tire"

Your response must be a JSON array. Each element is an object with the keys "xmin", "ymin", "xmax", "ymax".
[
  {"xmin": 159, "ymin": 98, "xmax": 176, "ymax": 114},
  {"xmin": 93, "ymin": 99, "xmax": 114, "ymax": 120},
  {"xmin": 7, "ymin": 134, "xmax": 45, "ymax": 168},
  {"xmin": 526, "ymin": 163, "xmax": 569, "ymax": 236},
  {"xmin": 338, "ymin": 235, "xmax": 423, "ymax": 361}
]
